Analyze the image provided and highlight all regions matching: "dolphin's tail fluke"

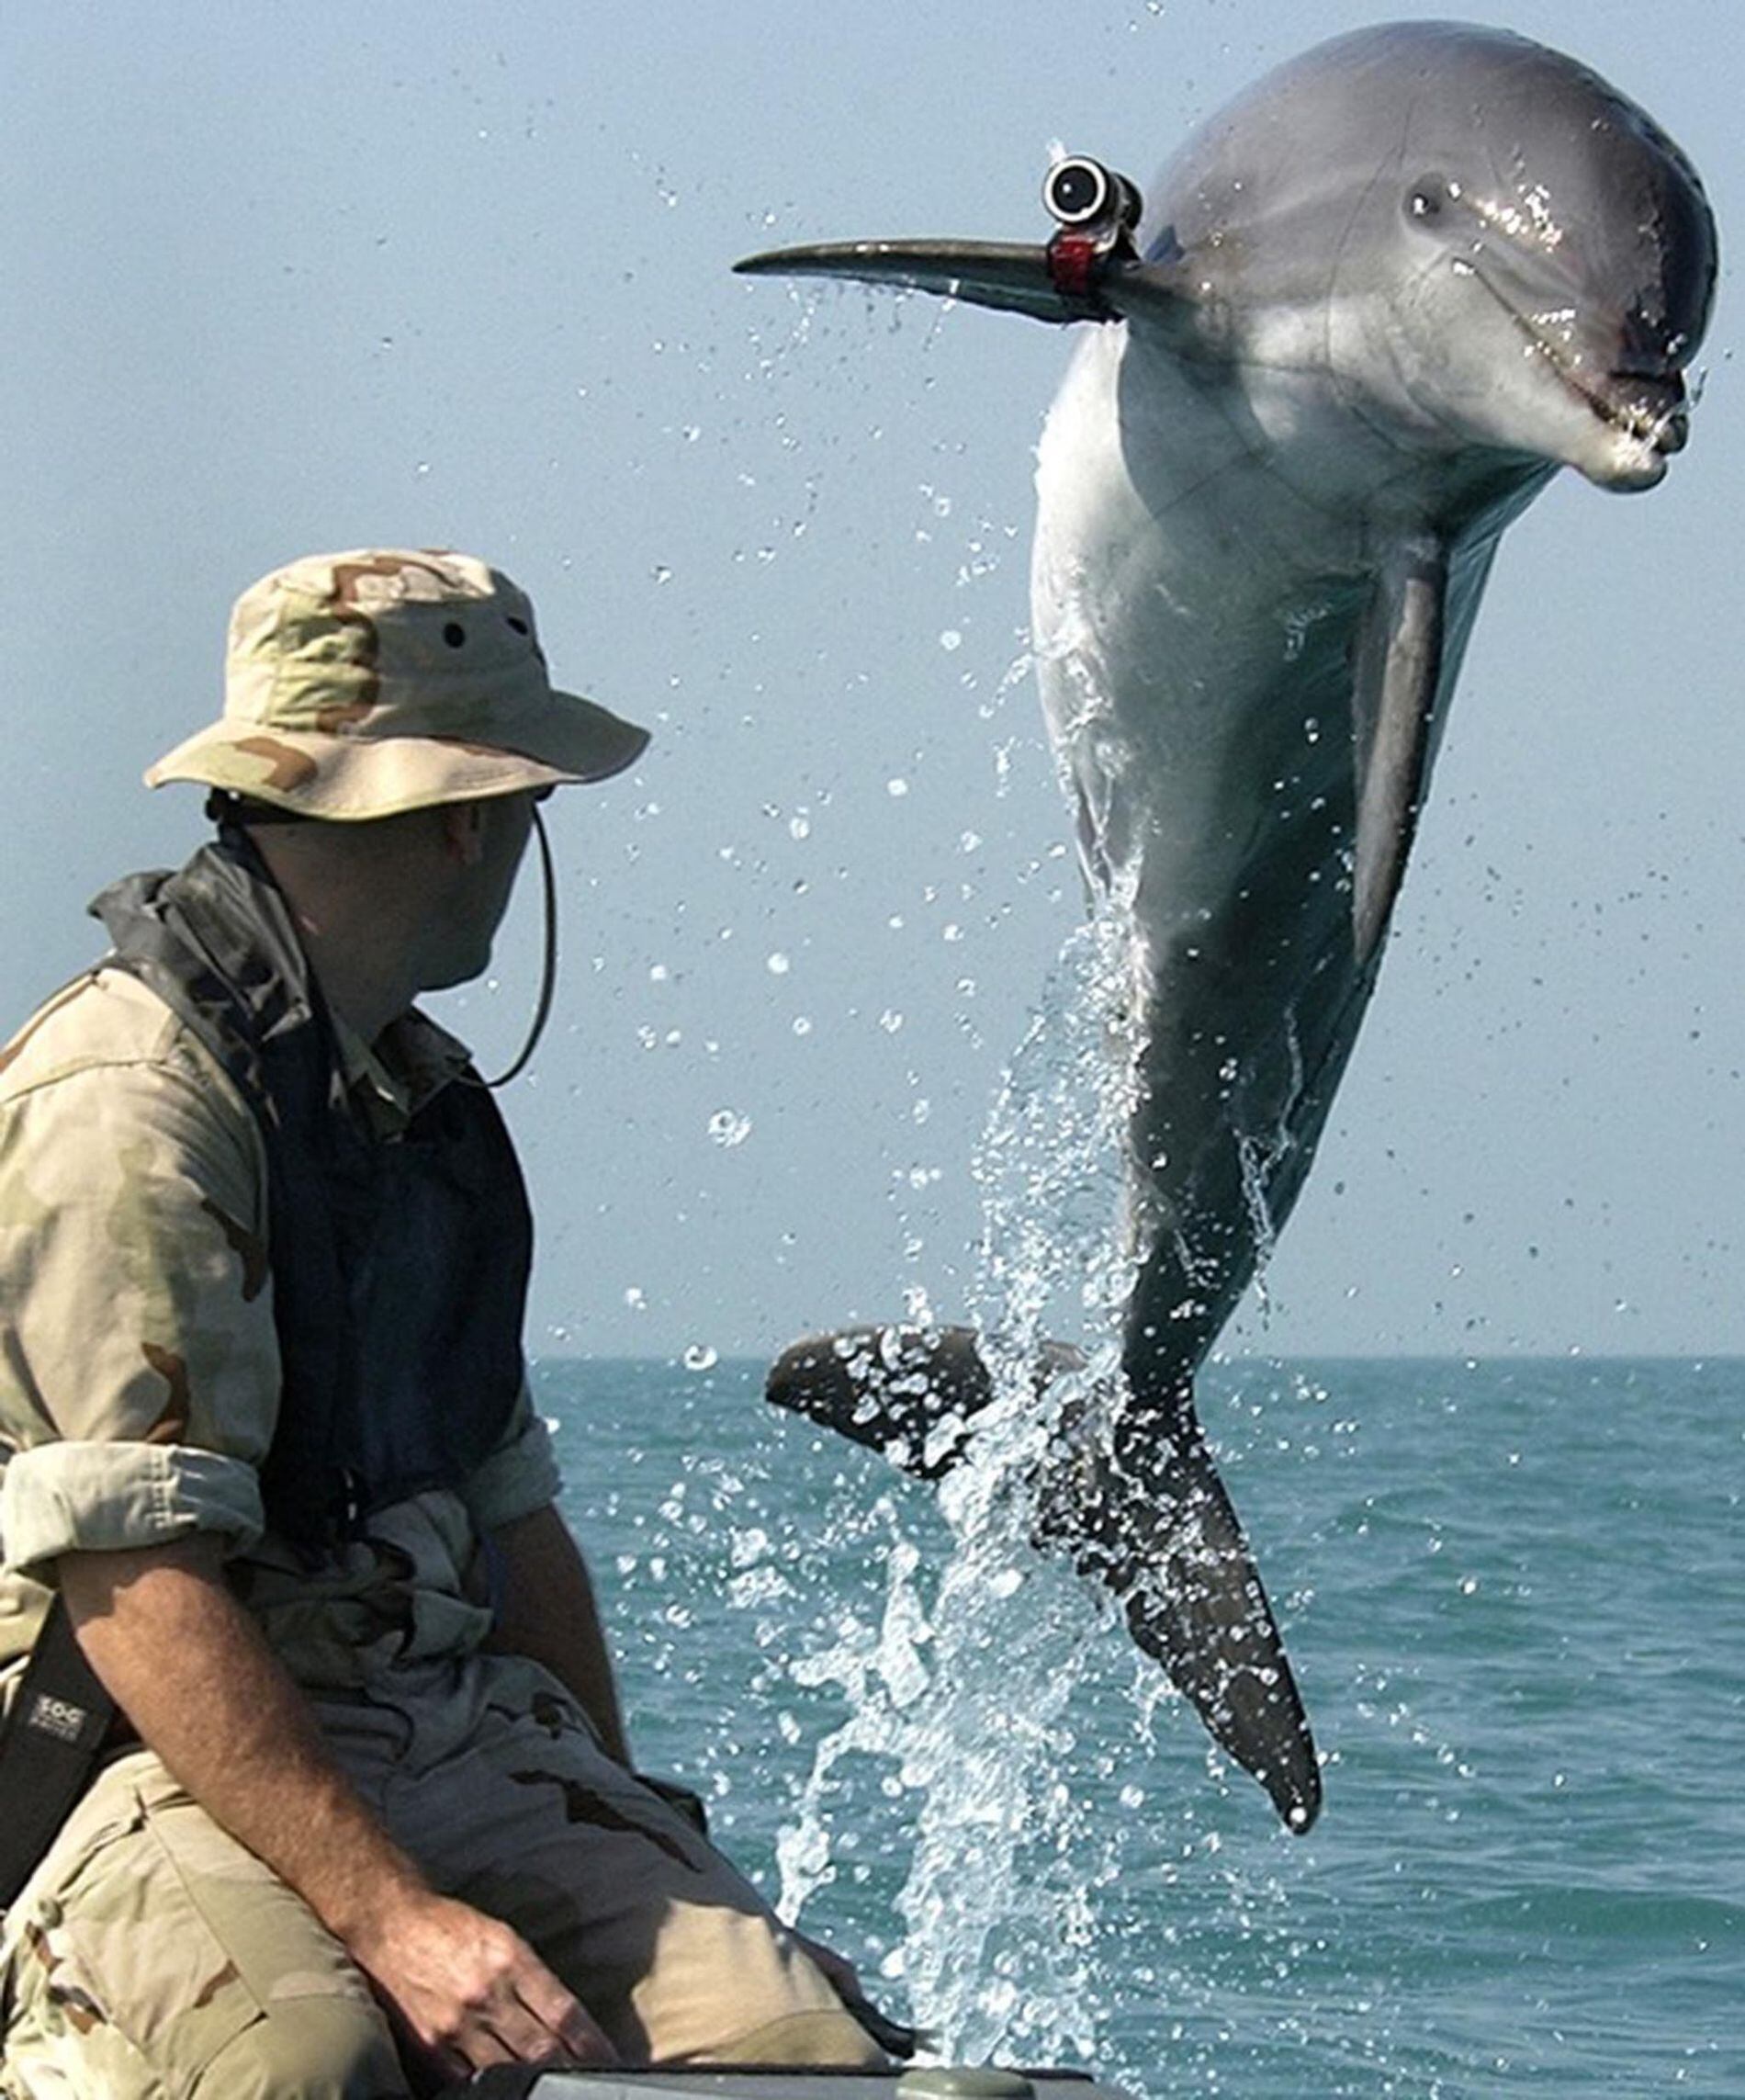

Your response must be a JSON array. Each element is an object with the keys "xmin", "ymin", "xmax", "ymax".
[
  {"xmin": 1049, "ymin": 1394, "xmax": 1323, "ymax": 1831},
  {"xmin": 766, "ymin": 1325, "xmax": 1322, "ymax": 1832},
  {"xmin": 767, "ymin": 1323, "xmax": 1007, "ymax": 1478}
]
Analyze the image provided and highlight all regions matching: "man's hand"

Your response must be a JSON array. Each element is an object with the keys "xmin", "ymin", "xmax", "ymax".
[{"xmin": 353, "ymin": 1891, "xmax": 614, "ymax": 2076}]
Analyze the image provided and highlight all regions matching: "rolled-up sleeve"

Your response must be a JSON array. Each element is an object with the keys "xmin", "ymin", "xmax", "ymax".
[
  {"xmin": 460, "ymin": 1382, "xmax": 563, "ymax": 1533},
  {"xmin": 0, "ymin": 979, "xmax": 279, "ymax": 1579},
  {"xmin": 1, "ymin": 1440, "xmax": 264, "ymax": 1572}
]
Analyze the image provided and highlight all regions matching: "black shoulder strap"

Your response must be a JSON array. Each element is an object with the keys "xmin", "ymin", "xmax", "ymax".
[{"xmin": 0, "ymin": 1596, "xmax": 117, "ymax": 1906}]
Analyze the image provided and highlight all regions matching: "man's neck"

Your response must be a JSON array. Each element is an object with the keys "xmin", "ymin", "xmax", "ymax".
[{"xmin": 295, "ymin": 924, "xmax": 415, "ymax": 1048}]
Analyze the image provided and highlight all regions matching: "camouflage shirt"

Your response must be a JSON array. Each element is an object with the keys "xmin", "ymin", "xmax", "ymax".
[{"xmin": 0, "ymin": 965, "xmax": 561, "ymax": 1707}]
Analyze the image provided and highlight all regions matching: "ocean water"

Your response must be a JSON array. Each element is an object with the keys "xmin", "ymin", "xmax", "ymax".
[{"xmin": 536, "ymin": 1352, "xmax": 1744, "ymax": 2098}]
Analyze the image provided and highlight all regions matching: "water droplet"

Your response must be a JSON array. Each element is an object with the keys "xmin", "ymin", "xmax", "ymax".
[
  {"xmin": 707, "ymin": 1109, "xmax": 752, "ymax": 1147},
  {"xmin": 682, "ymin": 1343, "xmax": 718, "ymax": 1372}
]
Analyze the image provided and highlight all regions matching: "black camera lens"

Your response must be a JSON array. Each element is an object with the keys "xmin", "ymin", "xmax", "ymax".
[{"xmin": 1045, "ymin": 158, "xmax": 1112, "ymax": 226}]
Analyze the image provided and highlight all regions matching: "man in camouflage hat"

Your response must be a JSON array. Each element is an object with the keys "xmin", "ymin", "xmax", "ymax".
[{"xmin": 0, "ymin": 552, "xmax": 885, "ymax": 2094}]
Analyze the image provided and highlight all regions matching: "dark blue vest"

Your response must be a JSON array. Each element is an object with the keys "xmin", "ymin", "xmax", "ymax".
[{"xmin": 92, "ymin": 831, "xmax": 532, "ymax": 1552}]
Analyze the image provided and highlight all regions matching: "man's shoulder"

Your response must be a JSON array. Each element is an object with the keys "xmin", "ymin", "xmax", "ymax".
[
  {"xmin": 0, "ymin": 965, "xmax": 265, "ymax": 1245},
  {"xmin": 0, "ymin": 967, "xmax": 232, "ymax": 1111}
]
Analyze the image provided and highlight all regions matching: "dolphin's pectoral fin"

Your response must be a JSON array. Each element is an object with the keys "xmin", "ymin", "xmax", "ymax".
[
  {"xmin": 769, "ymin": 1324, "xmax": 1086, "ymax": 1480},
  {"xmin": 1041, "ymin": 1399, "xmax": 1323, "ymax": 1832},
  {"xmin": 1349, "ymin": 542, "xmax": 1449, "ymax": 965}
]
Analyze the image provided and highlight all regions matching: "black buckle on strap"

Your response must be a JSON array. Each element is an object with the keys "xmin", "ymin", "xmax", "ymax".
[{"xmin": 0, "ymin": 1596, "xmax": 118, "ymax": 1907}]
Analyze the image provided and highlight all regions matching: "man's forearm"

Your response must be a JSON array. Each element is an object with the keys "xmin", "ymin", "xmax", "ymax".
[
  {"xmin": 58, "ymin": 1534, "xmax": 611, "ymax": 2073},
  {"xmin": 486, "ymin": 1504, "xmax": 630, "ymax": 1763},
  {"xmin": 62, "ymin": 1535, "xmax": 427, "ymax": 1947}
]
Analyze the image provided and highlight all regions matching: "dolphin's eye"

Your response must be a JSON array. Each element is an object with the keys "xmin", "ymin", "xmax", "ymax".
[{"xmin": 1407, "ymin": 175, "xmax": 1455, "ymax": 223}]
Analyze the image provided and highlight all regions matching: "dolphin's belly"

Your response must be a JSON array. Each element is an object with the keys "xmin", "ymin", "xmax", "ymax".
[
  {"xmin": 1031, "ymin": 327, "xmax": 1374, "ymax": 933},
  {"xmin": 1028, "ymin": 327, "xmax": 1424, "ymax": 1340}
]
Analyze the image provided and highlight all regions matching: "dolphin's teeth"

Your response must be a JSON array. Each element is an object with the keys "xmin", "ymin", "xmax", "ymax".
[{"xmin": 1592, "ymin": 375, "xmax": 1689, "ymax": 450}]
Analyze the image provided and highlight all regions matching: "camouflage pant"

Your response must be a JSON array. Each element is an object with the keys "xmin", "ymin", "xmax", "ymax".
[{"xmin": 0, "ymin": 1653, "xmax": 878, "ymax": 2097}]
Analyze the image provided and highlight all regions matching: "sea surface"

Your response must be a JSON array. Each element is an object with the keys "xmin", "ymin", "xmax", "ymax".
[{"xmin": 535, "ymin": 1353, "xmax": 1743, "ymax": 2098}]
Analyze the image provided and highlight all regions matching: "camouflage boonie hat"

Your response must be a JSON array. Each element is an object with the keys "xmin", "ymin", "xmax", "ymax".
[{"xmin": 145, "ymin": 548, "xmax": 650, "ymax": 819}]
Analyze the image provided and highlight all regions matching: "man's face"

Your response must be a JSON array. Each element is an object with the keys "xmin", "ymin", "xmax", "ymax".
[{"xmin": 423, "ymin": 789, "xmax": 546, "ymax": 991}]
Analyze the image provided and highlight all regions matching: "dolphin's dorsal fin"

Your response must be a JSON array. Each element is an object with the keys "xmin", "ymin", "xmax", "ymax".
[{"xmin": 1350, "ymin": 541, "xmax": 1449, "ymax": 964}]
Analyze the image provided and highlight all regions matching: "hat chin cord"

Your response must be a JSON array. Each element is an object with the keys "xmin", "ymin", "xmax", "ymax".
[{"xmin": 476, "ymin": 803, "xmax": 558, "ymax": 1090}]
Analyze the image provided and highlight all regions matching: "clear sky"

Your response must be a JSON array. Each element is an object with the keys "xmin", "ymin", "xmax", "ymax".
[{"xmin": 2, "ymin": 1, "xmax": 1739, "ymax": 1360}]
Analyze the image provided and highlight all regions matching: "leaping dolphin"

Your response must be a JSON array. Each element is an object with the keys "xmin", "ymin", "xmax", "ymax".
[{"xmin": 737, "ymin": 22, "xmax": 1717, "ymax": 1831}]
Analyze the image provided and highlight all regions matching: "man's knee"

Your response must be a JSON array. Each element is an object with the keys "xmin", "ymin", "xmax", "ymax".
[
  {"xmin": 618, "ymin": 1902, "xmax": 892, "ymax": 2068},
  {"xmin": 703, "ymin": 2005, "xmax": 889, "ymax": 2069}
]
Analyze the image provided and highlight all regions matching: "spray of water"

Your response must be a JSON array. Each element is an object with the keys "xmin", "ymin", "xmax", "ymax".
[
  {"xmin": 1233, "ymin": 1014, "xmax": 1303, "ymax": 1327},
  {"xmin": 776, "ymin": 883, "xmax": 1167, "ymax": 2060}
]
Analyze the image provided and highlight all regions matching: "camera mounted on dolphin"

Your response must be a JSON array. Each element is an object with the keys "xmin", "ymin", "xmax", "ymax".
[{"xmin": 737, "ymin": 153, "xmax": 1180, "ymax": 332}]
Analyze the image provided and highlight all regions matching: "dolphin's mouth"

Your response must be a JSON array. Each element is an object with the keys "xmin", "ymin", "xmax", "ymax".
[
  {"xmin": 1469, "ymin": 262, "xmax": 1696, "ymax": 459},
  {"xmin": 1583, "ymin": 369, "xmax": 1688, "ymax": 455},
  {"xmin": 1540, "ymin": 335, "xmax": 1690, "ymax": 456},
  {"xmin": 1474, "ymin": 268, "xmax": 1691, "ymax": 457}
]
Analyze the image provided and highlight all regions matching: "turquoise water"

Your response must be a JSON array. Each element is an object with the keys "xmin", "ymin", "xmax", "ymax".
[{"xmin": 538, "ymin": 1354, "xmax": 1743, "ymax": 2097}]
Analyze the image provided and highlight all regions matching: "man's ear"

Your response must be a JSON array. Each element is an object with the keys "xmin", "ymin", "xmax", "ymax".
[{"xmin": 438, "ymin": 799, "xmax": 488, "ymax": 868}]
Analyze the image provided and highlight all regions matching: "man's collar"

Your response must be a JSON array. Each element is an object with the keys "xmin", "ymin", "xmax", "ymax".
[{"xmin": 330, "ymin": 1006, "xmax": 474, "ymax": 1131}]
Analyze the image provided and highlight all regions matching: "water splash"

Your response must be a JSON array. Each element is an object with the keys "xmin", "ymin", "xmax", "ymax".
[
  {"xmin": 970, "ymin": 890, "xmax": 1146, "ymax": 1356},
  {"xmin": 777, "ymin": 887, "xmax": 1154, "ymax": 2061},
  {"xmin": 1233, "ymin": 1013, "xmax": 1304, "ymax": 1327}
]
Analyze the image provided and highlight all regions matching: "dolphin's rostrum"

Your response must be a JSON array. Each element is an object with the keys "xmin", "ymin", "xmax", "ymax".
[{"xmin": 739, "ymin": 22, "xmax": 1717, "ymax": 1831}]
